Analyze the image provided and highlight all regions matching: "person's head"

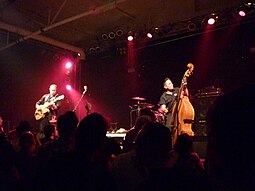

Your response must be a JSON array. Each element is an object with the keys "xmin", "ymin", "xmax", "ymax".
[
  {"xmin": 135, "ymin": 122, "xmax": 172, "ymax": 169},
  {"xmin": 43, "ymin": 124, "xmax": 57, "ymax": 138},
  {"xmin": 16, "ymin": 121, "xmax": 32, "ymax": 137},
  {"xmin": 163, "ymin": 77, "xmax": 173, "ymax": 91},
  {"xmin": 206, "ymin": 84, "xmax": 255, "ymax": 191},
  {"xmin": 74, "ymin": 112, "xmax": 109, "ymax": 155},
  {"xmin": 18, "ymin": 131, "xmax": 36, "ymax": 154},
  {"xmin": 57, "ymin": 111, "xmax": 78, "ymax": 139},
  {"xmin": 174, "ymin": 133, "xmax": 193, "ymax": 156},
  {"xmin": 139, "ymin": 108, "xmax": 156, "ymax": 122},
  {"xmin": 49, "ymin": 84, "xmax": 57, "ymax": 96},
  {"xmin": 134, "ymin": 115, "xmax": 152, "ymax": 131}
]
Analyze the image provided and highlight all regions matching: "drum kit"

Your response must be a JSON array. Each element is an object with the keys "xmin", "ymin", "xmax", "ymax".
[{"xmin": 129, "ymin": 96, "xmax": 165, "ymax": 127}]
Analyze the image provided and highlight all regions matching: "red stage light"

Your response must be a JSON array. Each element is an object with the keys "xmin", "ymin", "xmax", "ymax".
[
  {"xmin": 66, "ymin": 85, "xmax": 72, "ymax": 91},
  {"xmin": 65, "ymin": 61, "xmax": 72, "ymax": 69}
]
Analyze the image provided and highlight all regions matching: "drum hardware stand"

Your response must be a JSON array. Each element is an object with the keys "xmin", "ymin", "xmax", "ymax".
[{"xmin": 129, "ymin": 97, "xmax": 145, "ymax": 128}]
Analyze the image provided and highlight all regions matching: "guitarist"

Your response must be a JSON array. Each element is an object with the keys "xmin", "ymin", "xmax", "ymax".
[
  {"xmin": 158, "ymin": 77, "xmax": 188, "ymax": 129},
  {"xmin": 35, "ymin": 84, "xmax": 62, "ymax": 134}
]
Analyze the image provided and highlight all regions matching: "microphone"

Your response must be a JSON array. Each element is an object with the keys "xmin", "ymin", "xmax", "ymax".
[{"xmin": 83, "ymin": 85, "xmax": 87, "ymax": 94}]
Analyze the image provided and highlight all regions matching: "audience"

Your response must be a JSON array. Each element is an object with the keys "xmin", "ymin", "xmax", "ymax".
[
  {"xmin": 169, "ymin": 133, "xmax": 208, "ymax": 190},
  {"xmin": 122, "ymin": 115, "xmax": 152, "ymax": 153},
  {"xmin": 139, "ymin": 107, "xmax": 157, "ymax": 122},
  {"xmin": 8, "ymin": 121, "xmax": 33, "ymax": 152},
  {"xmin": 39, "ymin": 124, "xmax": 57, "ymax": 144},
  {"xmin": 36, "ymin": 112, "xmax": 116, "ymax": 191},
  {"xmin": 0, "ymin": 132, "xmax": 19, "ymax": 190},
  {"xmin": 111, "ymin": 122, "xmax": 172, "ymax": 191},
  {"xmin": 37, "ymin": 111, "xmax": 78, "ymax": 161},
  {"xmin": 206, "ymin": 84, "xmax": 255, "ymax": 191},
  {"xmin": 16, "ymin": 131, "xmax": 39, "ymax": 191}
]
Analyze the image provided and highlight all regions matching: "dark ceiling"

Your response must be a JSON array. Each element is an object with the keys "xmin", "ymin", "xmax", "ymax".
[{"xmin": 0, "ymin": 0, "xmax": 251, "ymax": 59}]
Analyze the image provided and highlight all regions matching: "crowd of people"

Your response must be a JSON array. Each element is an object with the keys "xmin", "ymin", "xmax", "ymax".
[{"xmin": 0, "ymin": 82, "xmax": 254, "ymax": 191}]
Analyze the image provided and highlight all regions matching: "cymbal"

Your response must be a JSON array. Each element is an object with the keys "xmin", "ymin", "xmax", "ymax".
[
  {"xmin": 132, "ymin": 96, "xmax": 146, "ymax": 101},
  {"xmin": 133, "ymin": 103, "xmax": 155, "ymax": 108}
]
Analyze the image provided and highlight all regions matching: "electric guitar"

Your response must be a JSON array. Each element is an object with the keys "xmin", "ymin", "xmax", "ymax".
[{"xmin": 34, "ymin": 95, "xmax": 64, "ymax": 120}]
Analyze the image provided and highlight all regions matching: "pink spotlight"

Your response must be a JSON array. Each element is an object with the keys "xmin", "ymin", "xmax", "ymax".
[
  {"xmin": 65, "ymin": 62, "xmax": 72, "ymax": 69},
  {"xmin": 208, "ymin": 18, "xmax": 216, "ymax": 25},
  {"xmin": 127, "ymin": 35, "xmax": 134, "ymax": 41},
  {"xmin": 239, "ymin": 10, "xmax": 246, "ymax": 17},
  {"xmin": 66, "ymin": 70, "xmax": 70, "ymax": 75},
  {"xmin": 66, "ymin": 84, "xmax": 72, "ymax": 91},
  {"xmin": 147, "ymin": 33, "xmax": 153, "ymax": 38}
]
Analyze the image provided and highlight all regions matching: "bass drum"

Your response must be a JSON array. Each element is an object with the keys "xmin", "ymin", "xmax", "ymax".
[{"xmin": 153, "ymin": 111, "xmax": 165, "ymax": 124}]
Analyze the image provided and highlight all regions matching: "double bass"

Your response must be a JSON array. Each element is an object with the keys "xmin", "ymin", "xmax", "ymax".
[{"xmin": 170, "ymin": 63, "xmax": 195, "ymax": 145}]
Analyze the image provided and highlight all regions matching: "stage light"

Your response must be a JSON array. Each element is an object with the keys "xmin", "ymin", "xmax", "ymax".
[
  {"xmin": 237, "ymin": 3, "xmax": 252, "ymax": 17},
  {"xmin": 127, "ymin": 35, "xmax": 133, "ymax": 41},
  {"xmin": 187, "ymin": 21, "xmax": 196, "ymax": 31},
  {"xmin": 207, "ymin": 13, "xmax": 219, "ymax": 25},
  {"xmin": 77, "ymin": 52, "xmax": 81, "ymax": 57},
  {"xmin": 65, "ymin": 70, "xmax": 70, "ymax": 75},
  {"xmin": 89, "ymin": 47, "xmax": 96, "ymax": 52},
  {"xmin": 95, "ymin": 46, "xmax": 101, "ymax": 51},
  {"xmin": 66, "ymin": 84, "xmax": 72, "ymax": 91},
  {"xmin": 207, "ymin": 18, "xmax": 216, "ymax": 25},
  {"xmin": 116, "ymin": 29, "xmax": 123, "ymax": 37},
  {"xmin": 147, "ymin": 32, "xmax": 153, "ymax": 38},
  {"xmin": 102, "ymin": 33, "xmax": 108, "ymax": 40},
  {"xmin": 127, "ymin": 35, "xmax": 134, "ymax": 41},
  {"xmin": 127, "ymin": 31, "xmax": 134, "ymax": 41},
  {"xmin": 65, "ymin": 61, "xmax": 72, "ymax": 69},
  {"xmin": 109, "ymin": 32, "xmax": 116, "ymax": 39},
  {"xmin": 127, "ymin": 31, "xmax": 135, "ymax": 41},
  {"xmin": 238, "ymin": 10, "xmax": 246, "ymax": 17}
]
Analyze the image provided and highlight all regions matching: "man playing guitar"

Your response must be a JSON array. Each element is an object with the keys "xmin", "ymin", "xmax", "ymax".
[{"xmin": 35, "ymin": 84, "xmax": 63, "ymax": 135}]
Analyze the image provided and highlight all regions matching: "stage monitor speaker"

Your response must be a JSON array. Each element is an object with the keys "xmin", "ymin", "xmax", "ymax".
[{"xmin": 194, "ymin": 94, "xmax": 220, "ymax": 136}]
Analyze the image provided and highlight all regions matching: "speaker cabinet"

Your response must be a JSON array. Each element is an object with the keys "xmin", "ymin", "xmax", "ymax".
[
  {"xmin": 192, "ymin": 136, "xmax": 207, "ymax": 158},
  {"xmin": 194, "ymin": 94, "xmax": 220, "ymax": 136}
]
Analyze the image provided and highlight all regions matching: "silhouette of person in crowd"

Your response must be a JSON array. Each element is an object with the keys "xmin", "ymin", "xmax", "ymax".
[
  {"xmin": 37, "ymin": 111, "xmax": 78, "ymax": 161},
  {"xmin": 206, "ymin": 84, "xmax": 255, "ymax": 191},
  {"xmin": 122, "ymin": 115, "xmax": 152, "ymax": 153}
]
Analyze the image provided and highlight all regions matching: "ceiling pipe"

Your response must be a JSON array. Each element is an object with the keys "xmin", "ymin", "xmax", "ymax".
[
  {"xmin": 0, "ymin": 0, "xmax": 128, "ymax": 59},
  {"xmin": 0, "ymin": 21, "xmax": 86, "ymax": 59},
  {"xmin": 39, "ymin": 0, "xmax": 127, "ymax": 31}
]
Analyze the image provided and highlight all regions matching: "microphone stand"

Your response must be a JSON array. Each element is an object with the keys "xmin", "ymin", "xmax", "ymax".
[{"xmin": 73, "ymin": 87, "xmax": 87, "ymax": 112}]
